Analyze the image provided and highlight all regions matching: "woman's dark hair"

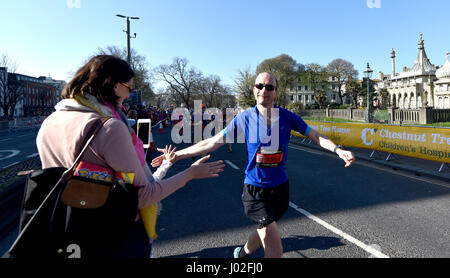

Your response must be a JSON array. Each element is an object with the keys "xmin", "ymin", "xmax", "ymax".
[{"xmin": 62, "ymin": 55, "xmax": 135, "ymax": 107}]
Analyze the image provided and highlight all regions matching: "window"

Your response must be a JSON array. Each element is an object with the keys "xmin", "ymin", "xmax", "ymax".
[
  {"xmin": 305, "ymin": 86, "xmax": 308, "ymax": 91},
  {"xmin": 298, "ymin": 86, "xmax": 301, "ymax": 91}
]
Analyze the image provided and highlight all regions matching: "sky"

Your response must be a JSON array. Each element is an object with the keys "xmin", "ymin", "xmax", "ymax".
[{"xmin": 1, "ymin": 0, "xmax": 450, "ymax": 90}]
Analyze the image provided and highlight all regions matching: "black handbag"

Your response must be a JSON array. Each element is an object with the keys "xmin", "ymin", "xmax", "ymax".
[{"xmin": 7, "ymin": 117, "xmax": 139, "ymax": 259}]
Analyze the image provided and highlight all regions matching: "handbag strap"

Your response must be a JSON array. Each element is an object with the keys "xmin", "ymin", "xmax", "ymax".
[{"xmin": 61, "ymin": 117, "xmax": 111, "ymax": 182}]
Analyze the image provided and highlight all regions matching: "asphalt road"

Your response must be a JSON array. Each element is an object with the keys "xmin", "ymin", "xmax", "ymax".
[
  {"xmin": 0, "ymin": 128, "xmax": 40, "ymax": 170},
  {"xmin": 1, "ymin": 125, "xmax": 449, "ymax": 258},
  {"xmin": 149, "ymin": 127, "xmax": 450, "ymax": 258}
]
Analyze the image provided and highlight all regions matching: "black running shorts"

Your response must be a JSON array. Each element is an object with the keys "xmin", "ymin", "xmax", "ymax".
[{"xmin": 241, "ymin": 180, "xmax": 290, "ymax": 229}]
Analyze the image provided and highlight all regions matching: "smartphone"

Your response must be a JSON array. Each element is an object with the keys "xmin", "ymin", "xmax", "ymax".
[{"xmin": 137, "ymin": 119, "xmax": 151, "ymax": 148}]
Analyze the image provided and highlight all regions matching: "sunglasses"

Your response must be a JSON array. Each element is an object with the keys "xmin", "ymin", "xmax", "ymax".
[
  {"xmin": 120, "ymin": 82, "xmax": 135, "ymax": 92},
  {"xmin": 254, "ymin": 83, "xmax": 276, "ymax": 91}
]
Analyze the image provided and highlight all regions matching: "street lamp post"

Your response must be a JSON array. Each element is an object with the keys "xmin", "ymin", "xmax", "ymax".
[
  {"xmin": 364, "ymin": 63, "xmax": 373, "ymax": 123},
  {"xmin": 116, "ymin": 14, "xmax": 140, "ymax": 63}
]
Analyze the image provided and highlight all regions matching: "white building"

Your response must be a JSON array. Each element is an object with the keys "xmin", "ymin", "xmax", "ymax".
[
  {"xmin": 381, "ymin": 33, "xmax": 450, "ymax": 109},
  {"xmin": 38, "ymin": 75, "xmax": 67, "ymax": 91},
  {"xmin": 288, "ymin": 75, "xmax": 346, "ymax": 107},
  {"xmin": 434, "ymin": 51, "xmax": 450, "ymax": 109}
]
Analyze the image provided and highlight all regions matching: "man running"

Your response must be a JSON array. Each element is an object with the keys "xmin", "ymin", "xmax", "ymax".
[{"xmin": 152, "ymin": 72, "xmax": 355, "ymax": 258}]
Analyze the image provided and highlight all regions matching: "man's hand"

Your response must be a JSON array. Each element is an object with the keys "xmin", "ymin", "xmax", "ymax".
[{"xmin": 336, "ymin": 149, "xmax": 355, "ymax": 167}]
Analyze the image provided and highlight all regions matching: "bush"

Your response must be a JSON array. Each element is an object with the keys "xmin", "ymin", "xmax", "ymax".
[
  {"xmin": 373, "ymin": 109, "xmax": 388, "ymax": 123},
  {"xmin": 304, "ymin": 103, "xmax": 320, "ymax": 110},
  {"xmin": 286, "ymin": 102, "xmax": 304, "ymax": 113}
]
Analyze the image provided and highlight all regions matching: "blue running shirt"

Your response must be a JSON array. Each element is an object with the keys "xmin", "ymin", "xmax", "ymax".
[{"xmin": 223, "ymin": 106, "xmax": 311, "ymax": 188}]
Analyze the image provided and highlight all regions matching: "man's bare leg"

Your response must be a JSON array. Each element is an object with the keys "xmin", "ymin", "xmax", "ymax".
[
  {"xmin": 242, "ymin": 222, "xmax": 283, "ymax": 258},
  {"xmin": 243, "ymin": 230, "xmax": 262, "ymax": 255},
  {"xmin": 256, "ymin": 222, "xmax": 283, "ymax": 258}
]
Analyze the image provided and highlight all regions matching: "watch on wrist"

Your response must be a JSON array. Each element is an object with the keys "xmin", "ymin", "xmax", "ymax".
[{"xmin": 333, "ymin": 145, "xmax": 343, "ymax": 153}]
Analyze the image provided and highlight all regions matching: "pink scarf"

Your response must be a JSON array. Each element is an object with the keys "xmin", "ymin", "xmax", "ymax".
[{"xmin": 105, "ymin": 102, "xmax": 147, "ymax": 166}]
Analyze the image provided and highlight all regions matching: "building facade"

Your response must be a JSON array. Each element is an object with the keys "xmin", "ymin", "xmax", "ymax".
[
  {"xmin": 434, "ymin": 51, "xmax": 450, "ymax": 109},
  {"xmin": 18, "ymin": 74, "xmax": 61, "ymax": 117},
  {"xmin": 287, "ymin": 75, "xmax": 347, "ymax": 107},
  {"xmin": 1, "ymin": 71, "xmax": 64, "ymax": 118},
  {"xmin": 380, "ymin": 34, "xmax": 450, "ymax": 109}
]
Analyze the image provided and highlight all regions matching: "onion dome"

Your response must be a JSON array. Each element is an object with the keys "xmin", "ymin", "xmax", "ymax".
[{"xmin": 436, "ymin": 51, "xmax": 450, "ymax": 79}]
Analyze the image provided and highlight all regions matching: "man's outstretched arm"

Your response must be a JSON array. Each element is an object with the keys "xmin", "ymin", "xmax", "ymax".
[
  {"xmin": 151, "ymin": 131, "xmax": 226, "ymax": 167},
  {"xmin": 306, "ymin": 128, "xmax": 355, "ymax": 167}
]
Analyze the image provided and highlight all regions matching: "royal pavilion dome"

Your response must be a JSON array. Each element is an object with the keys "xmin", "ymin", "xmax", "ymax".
[{"xmin": 436, "ymin": 51, "xmax": 450, "ymax": 79}]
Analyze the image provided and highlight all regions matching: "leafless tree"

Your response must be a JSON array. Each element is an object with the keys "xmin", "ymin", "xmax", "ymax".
[
  {"xmin": 154, "ymin": 57, "xmax": 203, "ymax": 110},
  {"xmin": 0, "ymin": 54, "xmax": 24, "ymax": 119},
  {"xmin": 197, "ymin": 75, "xmax": 233, "ymax": 108}
]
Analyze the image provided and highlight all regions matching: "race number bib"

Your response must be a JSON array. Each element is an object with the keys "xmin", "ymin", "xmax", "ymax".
[{"xmin": 256, "ymin": 148, "xmax": 283, "ymax": 168}]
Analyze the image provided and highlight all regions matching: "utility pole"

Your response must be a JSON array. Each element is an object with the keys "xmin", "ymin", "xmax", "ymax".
[{"xmin": 116, "ymin": 14, "xmax": 139, "ymax": 63}]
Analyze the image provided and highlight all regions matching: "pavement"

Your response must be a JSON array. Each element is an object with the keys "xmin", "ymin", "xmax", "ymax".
[{"xmin": 290, "ymin": 136, "xmax": 450, "ymax": 183}]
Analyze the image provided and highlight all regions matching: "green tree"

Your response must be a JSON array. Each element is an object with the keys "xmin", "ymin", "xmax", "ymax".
[
  {"xmin": 326, "ymin": 58, "xmax": 358, "ymax": 104},
  {"xmin": 345, "ymin": 77, "xmax": 361, "ymax": 108},
  {"xmin": 256, "ymin": 54, "xmax": 304, "ymax": 107},
  {"xmin": 361, "ymin": 78, "xmax": 376, "ymax": 107},
  {"xmin": 286, "ymin": 101, "xmax": 304, "ymax": 113},
  {"xmin": 302, "ymin": 63, "xmax": 329, "ymax": 109},
  {"xmin": 378, "ymin": 88, "xmax": 390, "ymax": 109},
  {"xmin": 234, "ymin": 67, "xmax": 256, "ymax": 108}
]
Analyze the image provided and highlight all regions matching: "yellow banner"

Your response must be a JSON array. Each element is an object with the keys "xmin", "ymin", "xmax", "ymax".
[{"xmin": 292, "ymin": 120, "xmax": 450, "ymax": 163}]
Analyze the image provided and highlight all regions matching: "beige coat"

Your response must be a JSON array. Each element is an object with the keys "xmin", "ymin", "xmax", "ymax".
[{"xmin": 37, "ymin": 108, "xmax": 183, "ymax": 213}]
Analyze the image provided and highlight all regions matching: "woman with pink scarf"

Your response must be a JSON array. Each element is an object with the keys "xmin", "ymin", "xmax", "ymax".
[{"xmin": 37, "ymin": 55, "xmax": 225, "ymax": 258}]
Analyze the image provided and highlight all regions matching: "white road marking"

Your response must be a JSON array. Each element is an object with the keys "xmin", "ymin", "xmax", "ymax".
[
  {"xmin": 288, "ymin": 144, "xmax": 325, "ymax": 156},
  {"xmin": 224, "ymin": 160, "xmax": 240, "ymax": 170},
  {"xmin": 2, "ymin": 161, "xmax": 19, "ymax": 169},
  {"xmin": 26, "ymin": 153, "xmax": 39, "ymax": 158},
  {"xmin": 0, "ymin": 150, "xmax": 20, "ymax": 160},
  {"xmin": 289, "ymin": 202, "xmax": 390, "ymax": 258}
]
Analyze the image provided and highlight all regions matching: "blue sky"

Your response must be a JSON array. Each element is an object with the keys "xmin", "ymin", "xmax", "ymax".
[{"xmin": 1, "ymin": 0, "xmax": 450, "ymax": 90}]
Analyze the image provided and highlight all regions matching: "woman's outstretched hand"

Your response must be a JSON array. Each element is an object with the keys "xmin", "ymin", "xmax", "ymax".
[
  {"xmin": 151, "ymin": 154, "xmax": 165, "ymax": 168},
  {"xmin": 187, "ymin": 155, "xmax": 225, "ymax": 179}
]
